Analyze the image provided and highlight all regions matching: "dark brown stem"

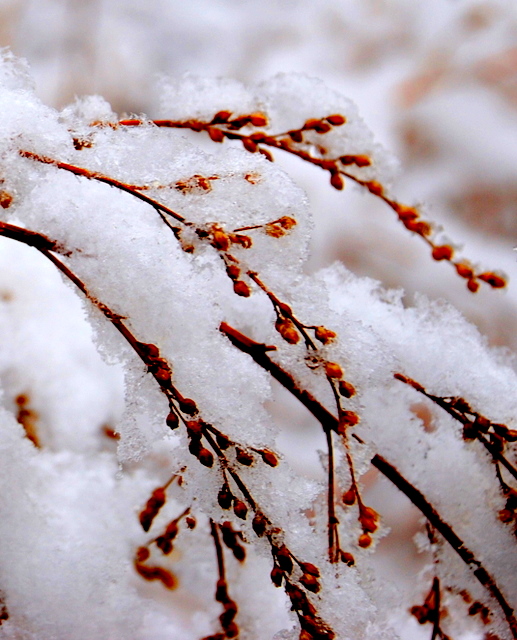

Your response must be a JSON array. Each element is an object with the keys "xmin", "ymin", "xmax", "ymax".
[
  {"xmin": 394, "ymin": 373, "xmax": 517, "ymax": 483},
  {"xmin": 210, "ymin": 519, "xmax": 226, "ymax": 582},
  {"xmin": 325, "ymin": 428, "xmax": 339, "ymax": 563},
  {"xmin": 478, "ymin": 432, "xmax": 517, "ymax": 483},
  {"xmin": 431, "ymin": 577, "xmax": 441, "ymax": 640},
  {"xmin": 246, "ymin": 271, "xmax": 317, "ymax": 349}
]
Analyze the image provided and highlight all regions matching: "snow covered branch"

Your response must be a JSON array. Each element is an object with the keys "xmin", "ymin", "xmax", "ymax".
[{"xmin": 0, "ymin": 50, "xmax": 515, "ymax": 640}]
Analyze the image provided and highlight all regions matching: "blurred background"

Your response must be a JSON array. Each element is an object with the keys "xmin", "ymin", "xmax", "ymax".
[{"xmin": 0, "ymin": 1, "xmax": 516, "ymax": 637}]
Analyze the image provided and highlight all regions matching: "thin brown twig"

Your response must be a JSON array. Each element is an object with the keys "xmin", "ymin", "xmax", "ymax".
[
  {"xmin": 19, "ymin": 150, "xmax": 188, "ymax": 225},
  {"xmin": 394, "ymin": 373, "xmax": 517, "ymax": 484},
  {"xmin": 113, "ymin": 116, "xmax": 506, "ymax": 293}
]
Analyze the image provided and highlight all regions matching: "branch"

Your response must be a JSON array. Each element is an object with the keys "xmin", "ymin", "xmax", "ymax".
[
  {"xmin": 394, "ymin": 373, "xmax": 517, "ymax": 484},
  {"xmin": 219, "ymin": 322, "xmax": 517, "ymax": 639},
  {"xmin": 0, "ymin": 222, "xmax": 336, "ymax": 640},
  {"xmin": 113, "ymin": 116, "xmax": 507, "ymax": 293}
]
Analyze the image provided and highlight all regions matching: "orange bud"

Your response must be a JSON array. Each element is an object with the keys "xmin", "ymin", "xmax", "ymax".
[
  {"xmin": 275, "ymin": 317, "xmax": 300, "ymax": 344},
  {"xmin": 366, "ymin": 181, "xmax": 383, "ymax": 197},
  {"xmin": 342, "ymin": 489, "xmax": 356, "ymax": 505},
  {"xmin": 303, "ymin": 118, "xmax": 321, "ymax": 130},
  {"xmin": 431, "ymin": 245, "xmax": 454, "ymax": 261},
  {"xmin": 215, "ymin": 578, "xmax": 228, "ymax": 603},
  {"xmin": 139, "ymin": 488, "xmax": 166, "ymax": 531},
  {"xmin": 358, "ymin": 533, "xmax": 372, "ymax": 548},
  {"xmin": 216, "ymin": 432, "xmax": 232, "ymax": 449},
  {"xmin": 340, "ymin": 551, "xmax": 355, "ymax": 565},
  {"xmin": 330, "ymin": 172, "xmax": 345, "ymax": 190},
  {"xmin": 252, "ymin": 512, "xmax": 268, "ymax": 537},
  {"xmin": 226, "ymin": 264, "xmax": 240, "ymax": 280},
  {"xmin": 271, "ymin": 565, "xmax": 284, "ymax": 587},
  {"xmin": 276, "ymin": 545, "xmax": 293, "ymax": 573},
  {"xmin": 134, "ymin": 562, "xmax": 177, "ymax": 589},
  {"xmin": 467, "ymin": 279, "xmax": 480, "ymax": 293},
  {"xmin": 260, "ymin": 449, "xmax": 279, "ymax": 467},
  {"xmin": 463, "ymin": 424, "xmax": 477, "ymax": 441},
  {"xmin": 411, "ymin": 605, "xmax": 430, "ymax": 624},
  {"xmin": 236, "ymin": 447, "xmax": 254, "ymax": 466},
  {"xmin": 218, "ymin": 484, "xmax": 234, "ymax": 510},
  {"xmin": 242, "ymin": 138, "xmax": 258, "ymax": 153},
  {"xmin": 277, "ymin": 302, "xmax": 292, "ymax": 315},
  {"xmin": 288, "ymin": 130, "xmax": 303, "ymax": 143},
  {"xmin": 313, "ymin": 121, "xmax": 331, "ymax": 134},
  {"xmin": 354, "ymin": 155, "xmax": 371, "ymax": 167},
  {"xmin": 300, "ymin": 573, "xmax": 320, "ymax": 593},
  {"xmin": 300, "ymin": 562, "xmax": 320, "ymax": 577},
  {"xmin": 211, "ymin": 229, "xmax": 230, "ymax": 251},
  {"xmin": 478, "ymin": 272, "xmax": 506, "ymax": 288},
  {"xmin": 156, "ymin": 537, "xmax": 173, "ymax": 555},
  {"xmin": 326, "ymin": 114, "xmax": 346, "ymax": 126},
  {"xmin": 166, "ymin": 412, "xmax": 179, "ymax": 429},
  {"xmin": 230, "ymin": 234, "xmax": 252, "ymax": 248},
  {"xmin": 188, "ymin": 438, "xmax": 202, "ymax": 460},
  {"xmin": 135, "ymin": 546, "xmax": 150, "ymax": 563},
  {"xmin": 154, "ymin": 366, "xmax": 172, "ymax": 384},
  {"xmin": 164, "ymin": 520, "xmax": 179, "ymax": 540},
  {"xmin": 198, "ymin": 447, "xmax": 214, "ymax": 467},
  {"xmin": 361, "ymin": 517, "xmax": 378, "ymax": 533},
  {"xmin": 338, "ymin": 380, "xmax": 356, "ymax": 398},
  {"xmin": 0, "ymin": 191, "xmax": 12, "ymax": 209},
  {"xmin": 259, "ymin": 148, "xmax": 274, "ymax": 161},
  {"xmin": 233, "ymin": 280, "xmax": 251, "ymax": 297},
  {"xmin": 265, "ymin": 223, "xmax": 285, "ymax": 238},
  {"xmin": 474, "ymin": 415, "xmax": 491, "ymax": 432},
  {"xmin": 343, "ymin": 411, "xmax": 359, "ymax": 426},
  {"xmin": 406, "ymin": 220, "xmax": 432, "ymax": 236},
  {"xmin": 207, "ymin": 127, "xmax": 225, "ymax": 143},
  {"xmin": 455, "ymin": 263, "xmax": 474, "ymax": 279},
  {"xmin": 394, "ymin": 204, "xmax": 419, "ymax": 221},
  {"xmin": 277, "ymin": 216, "xmax": 297, "ymax": 229},
  {"xmin": 324, "ymin": 361, "xmax": 343, "ymax": 379},
  {"xmin": 178, "ymin": 397, "xmax": 198, "ymax": 414},
  {"xmin": 249, "ymin": 113, "xmax": 268, "ymax": 127},
  {"xmin": 211, "ymin": 110, "xmax": 232, "ymax": 124},
  {"xmin": 186, "ymin": 420, "xmax": 202, "ymax": 435},
  {"xmin": 337, "ymin": 411, "xmax": 359, "ymax": 433},
  {"xmin": 314, "ymin": 326, "xmax": 337, "ymax": 344},
  {"xmin": 498, "ymin": 509, "xmax": 514, "ymax": 523},
  {"xmin": 233, "ymin": 499, "xmax": 248, "ymax": 519}
]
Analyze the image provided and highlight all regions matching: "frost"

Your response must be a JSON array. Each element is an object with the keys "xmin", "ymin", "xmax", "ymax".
[{"xmin": 0, "ymin": 47, "xmax": 515, "ymax": 640}]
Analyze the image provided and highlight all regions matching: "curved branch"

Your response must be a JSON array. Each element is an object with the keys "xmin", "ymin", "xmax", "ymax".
[
  {"xmin": 219, "ymin": 321, "xmax": 517, "ymax": 639},
  {"xmin": 0, "ymin": 222, "xmax": 336, "ymax": 639}
]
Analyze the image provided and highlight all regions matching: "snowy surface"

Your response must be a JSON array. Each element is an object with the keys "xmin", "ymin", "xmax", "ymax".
[{"xmin": 0, "ymin": 3, "xmax": 516, "ymax": 639}]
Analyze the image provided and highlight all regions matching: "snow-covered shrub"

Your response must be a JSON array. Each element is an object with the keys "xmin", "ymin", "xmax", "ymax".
[{"xmin": 0, "ymin": 49, "xmax": 515, "ymax": 640}]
